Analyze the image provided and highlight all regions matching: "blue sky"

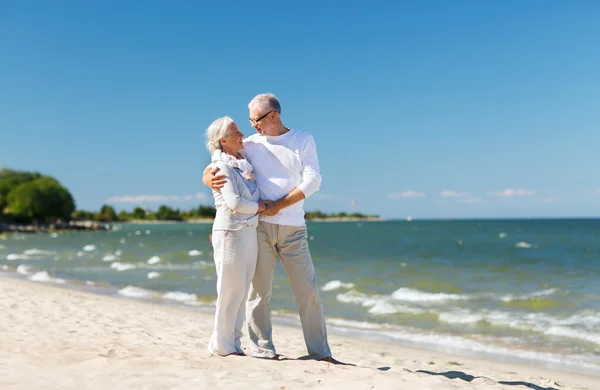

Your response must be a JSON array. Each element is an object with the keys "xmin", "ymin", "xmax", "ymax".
[{"xmin": 1, "ymin": 1, "xmax": 599, "ymax": 219}]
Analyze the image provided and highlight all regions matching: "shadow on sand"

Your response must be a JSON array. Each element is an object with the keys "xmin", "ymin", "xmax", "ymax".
[{"xmin": 416, "ymin": 370, "xmax": 559, "ymax": 390}]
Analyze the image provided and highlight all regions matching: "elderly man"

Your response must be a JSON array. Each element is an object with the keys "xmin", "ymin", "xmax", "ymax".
[{"xmin": 203, "ymin": 93, "xmax": 335, "ymax": 362}]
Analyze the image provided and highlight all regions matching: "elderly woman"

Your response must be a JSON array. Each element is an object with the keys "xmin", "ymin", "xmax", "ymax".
[{"xmin": 205, "ymin": 116, "xmax": 266, "ymax": 357}]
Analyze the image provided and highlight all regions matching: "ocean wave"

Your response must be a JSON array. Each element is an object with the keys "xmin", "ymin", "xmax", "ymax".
[
  {"xmin": 391, "ymin": 287, "xmax": 468, "ymax": 303},
  {"xmin": 162, "ymin": 291, "xmax": 197, "ymax": 303},
  {"xmin": 110, "ymin": 262, "xmax": 137, "ymax": 272},
  {"xmin": 118, "ymin": 286, "xmax": 153, "ymax": 298},
  {"xmin": 322, "ymin": 280, "xmax": 355, "ymax": 291},
  {"xmin": 28, "ymin": 271, "xmax": 65, "ymax": 284},
  {"xmin": 23, "ymin": 249, "xmax": 56, "ymax": 256},
  {"xmin": 438, "ymin": 308, "xmax": 600, "ymax": 345},
  {"xmin": 102, "ymin": 254, "xmax": 118, "ymax": 262},
  {"xmin": 500, "ymin": 288, "xmax": 559, "ymax": 302},
  {"xmin": 83, "ymin": 245, "xmax": 97, "ymax": 252},
  {"xmin": 337, "ymin": 290, "xmax": 426, "ymax": 315},
  {"xmin": 188, "ymin": 250, "xmax": 203, "ymax": 256},
  {"xmin": 515, "ymin": 241, "xmax": 533, "ymax": 248},
  {"xmin": 147, "ymin": 271, "xmax": 161, "ymax": 279},
  {"xmin": 6, "ymin": 254, "xmax": 33, "ymax": 261},
  {"xmin": 16, "ymin": 264, "xmax": 34, "ymax": 275},
  {"xmin": 147, "ymin": 256, "xmax": 161, "ymax": 265},
  {"xmin": 325, "ymin": 317, "xmax": 600, "ymax": 372}
]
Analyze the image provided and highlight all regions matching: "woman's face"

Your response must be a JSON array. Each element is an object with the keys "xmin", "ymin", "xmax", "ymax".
[{"xmin": 220, "ymin": 122, "xmax": 244, "ymax": 155}]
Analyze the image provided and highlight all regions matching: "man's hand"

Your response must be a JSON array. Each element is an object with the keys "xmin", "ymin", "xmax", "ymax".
[
  {"xmin": 257, "ymin": 200, "xmax": 269, "ymax": 213},
  {"xmin": 259, "ymin": 200, "xmax": 280, "ymax": 217},
  {"xmin": 202, "ymin": 166, "xmax": 227, "ymax": 193}
]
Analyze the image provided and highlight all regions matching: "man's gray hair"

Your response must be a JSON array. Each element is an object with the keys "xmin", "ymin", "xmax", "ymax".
[
  {"xmin": 248, "ymin": 93, "xmax": 281, "ymax": 115},
  {"xmin": 205, "ymin": 116, "xmax": 234, "ymax": 153}
]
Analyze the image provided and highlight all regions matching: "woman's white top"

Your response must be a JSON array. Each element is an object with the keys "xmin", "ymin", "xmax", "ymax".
[{"xmin": 210, "ymin": 151, "xmax": 260, "ymax": 231}]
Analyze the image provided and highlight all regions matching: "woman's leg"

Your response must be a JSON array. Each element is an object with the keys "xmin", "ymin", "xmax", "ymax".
[
  {"xmin": 208, "ymin": 230, "xmax": 248, "ymax": 356},
  {"xmin": 233, "ymin": 227, "xmax": 258, "ymax": 353}
]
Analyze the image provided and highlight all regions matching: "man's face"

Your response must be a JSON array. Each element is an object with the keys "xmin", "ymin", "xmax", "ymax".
[{"xmin": 249, "ymin": 107, "xmax": 275, "ymax": 136}]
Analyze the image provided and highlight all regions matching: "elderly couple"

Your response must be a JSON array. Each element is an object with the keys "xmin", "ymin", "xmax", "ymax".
[{"xmin": 202, "ymin": 93, "xmax": 337, "ymax": 363}]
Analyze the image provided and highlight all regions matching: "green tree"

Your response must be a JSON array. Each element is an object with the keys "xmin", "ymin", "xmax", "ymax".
[
  {"xmin": 6, "ymin": 177, "xmax": 75, "ymax": 223},
  {"xmin": 132, "ymin": 207, "xmax": 146, "ymax": 220},
  {"xmin": 96, "ymin": 204, "xmax": 118, "ymax": 222},
  {"xmin": 155, "ymin": 205, "xmax": 182, "ymax": 221},
  {"xmin": 72, "ymin": 210, "xmax": 95, "ymax": 221},
  {"xmin": 117, "ymin": 210, "xmax": 130, "ymax": 221},
  {"xmin": 0, "ymin": 169, "xmax": 42, "ymax": 217}
]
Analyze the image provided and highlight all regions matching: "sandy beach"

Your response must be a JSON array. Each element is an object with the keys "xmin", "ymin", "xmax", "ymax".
[{"xmin": 0, "ymin": 277, "xmax": 597, "ymax": 390}]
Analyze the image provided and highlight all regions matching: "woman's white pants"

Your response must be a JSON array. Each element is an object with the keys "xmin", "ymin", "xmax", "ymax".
[{"xmin": 208, "ymin": 227, "xmax": 258, "ymax": 355}]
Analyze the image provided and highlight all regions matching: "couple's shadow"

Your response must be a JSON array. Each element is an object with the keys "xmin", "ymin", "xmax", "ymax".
[
  {"xmin": 416, "ymin": 370, "xmax": 560, "ymax": 390},
  {"xmin": 255, "ymin": 354, "xmax": 356, "ymax": 366}
]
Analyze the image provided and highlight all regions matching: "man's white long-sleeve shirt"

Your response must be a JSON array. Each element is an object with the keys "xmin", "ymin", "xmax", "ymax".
[{"xmin": 242, "ymin": 128, "xmax": 321, "ymax": 227}]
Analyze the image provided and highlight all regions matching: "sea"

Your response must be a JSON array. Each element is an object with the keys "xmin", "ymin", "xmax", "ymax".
[{"xmin": 1, "ymin": 219, "xmax": 599, "ymax": 376}]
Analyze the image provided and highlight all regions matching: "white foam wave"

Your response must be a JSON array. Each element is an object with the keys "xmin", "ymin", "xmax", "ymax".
[
  {"xmin": 498, "ymin": 232, "xmax": 507, "ymax": 239},
  {"xmin": 50, "ymin": 233, "xmax": 59, "ymax": 238},
  {"xmin": 378, "ymin": 328, "xmax": 600, "ymax": 372},
  {"xmin": 188, "ymin": 250, "xmax": 203, "ymax": 256},
  {"xmin": 322, "ymin": 280, "xmax": 355, "ymax": 291},
  {"xmin": 6, "ymin": 254, "xmax": 32, "ymax": 261},
  {"xmin": 16, "ymin": 264, "xmax": 34, "ymax": 275},
  {"xmin": 118, "ymin": 286, "xmax": 153, "ymax": 298},
  {"xmin": 438, "ymin": 308, "xmax": 600, "ymax": 345},
  {"xmin": 145, "ymin": 230, "xmax": 151, "ymax": 235},
  {"xmin": 28, "ymin": 271, "xmax": 65, "ymax": 284},
  {"xmin": 515, "ymin": 241, "xmax": 532, "ymax": 248},
  {"xmin": 337, "ymin": 290, "xmax": 426, "ymax": 315},
  {"xmin": 115, "ymin": 250, "xmax": 122, "ymax": 256},
  {"xmin": 102, "ymin": 254, "xmax": 118, "ymax": 262},
  {"xmin": 391, "ymin": 287, "xmax": 468, "ymax": 302},
  {"xmin": 162, "ymin": 291, "xmax": 197, "ymax": 303},
  {"xmin": 500, "ymin": 288, "xmax": 558, "ymax": 302},
  {"xmin": 327, "ymin": 318, "xmax": 387, "ymax": 330},
  {"xmin": 23, "ymin": 249, "xmax": 56, "ymax": 256},
  {"xmin": 83, "ymin": 245, "xmax": 96, "ymax": 252},
  {"xmin": 147, "ymin": 271, "xmax": 161, "ymax": 279},
  {"xmin": 147, "ymin": 256, "xmax": 161, "ymax": 265},
  {"xmin": 110, "ymin": 262, "xmax": 137, "ymax": 271}
]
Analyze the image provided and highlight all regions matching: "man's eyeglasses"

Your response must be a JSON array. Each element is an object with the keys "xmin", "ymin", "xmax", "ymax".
[{"xmin": 249, "ymin": 110, "xmax": 274, "ymax": 125}]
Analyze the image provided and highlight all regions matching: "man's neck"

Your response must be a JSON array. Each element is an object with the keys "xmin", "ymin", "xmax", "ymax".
[{"xmin": 274, "ymin": 123, "xmax": 290, "ymax": 136}]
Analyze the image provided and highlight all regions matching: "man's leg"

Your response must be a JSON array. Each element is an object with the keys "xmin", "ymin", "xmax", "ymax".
[
  {"xmin": 277, "ymin": 225, "xmax": 332, "ymax": 360},
  {"xmin": 246, "ymin": 222, "xmax": 278, "ymax": 357}
]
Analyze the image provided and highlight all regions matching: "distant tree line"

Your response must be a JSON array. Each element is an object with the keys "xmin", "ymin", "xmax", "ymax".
[
  {"xmin": 1, "ymin": 168, "xmax": 378, "ymax": 225},
  {"xmin": 72, "ymin": 204, "xmax": 217, "ymax": 222},
  {"xmin": 304, "ymin": 210, "xmax": 379, "ymax": 220}
]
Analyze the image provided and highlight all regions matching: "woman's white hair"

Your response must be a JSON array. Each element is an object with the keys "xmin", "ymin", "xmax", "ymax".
[
  {"xmin": 248, "ymin": 93, "xmax": 281, "ymax": 114},
  {"xmin": 205, "ymin": 116, "xmax": 234, "ymax": 153}
]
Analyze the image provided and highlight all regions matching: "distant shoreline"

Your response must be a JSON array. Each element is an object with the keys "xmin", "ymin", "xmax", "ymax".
[
  {"xmin": 0, "ymin": 217, "xmax": 385, "ymax": 233},
  {"xmin": 0, "ymin": 220, "xmax": 109, "ymax": 234}
]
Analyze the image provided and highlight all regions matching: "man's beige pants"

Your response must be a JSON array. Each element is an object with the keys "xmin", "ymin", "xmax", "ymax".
[{"xmin": 246, "ymin": 222, "xmax": 332, "ymax": 359}]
